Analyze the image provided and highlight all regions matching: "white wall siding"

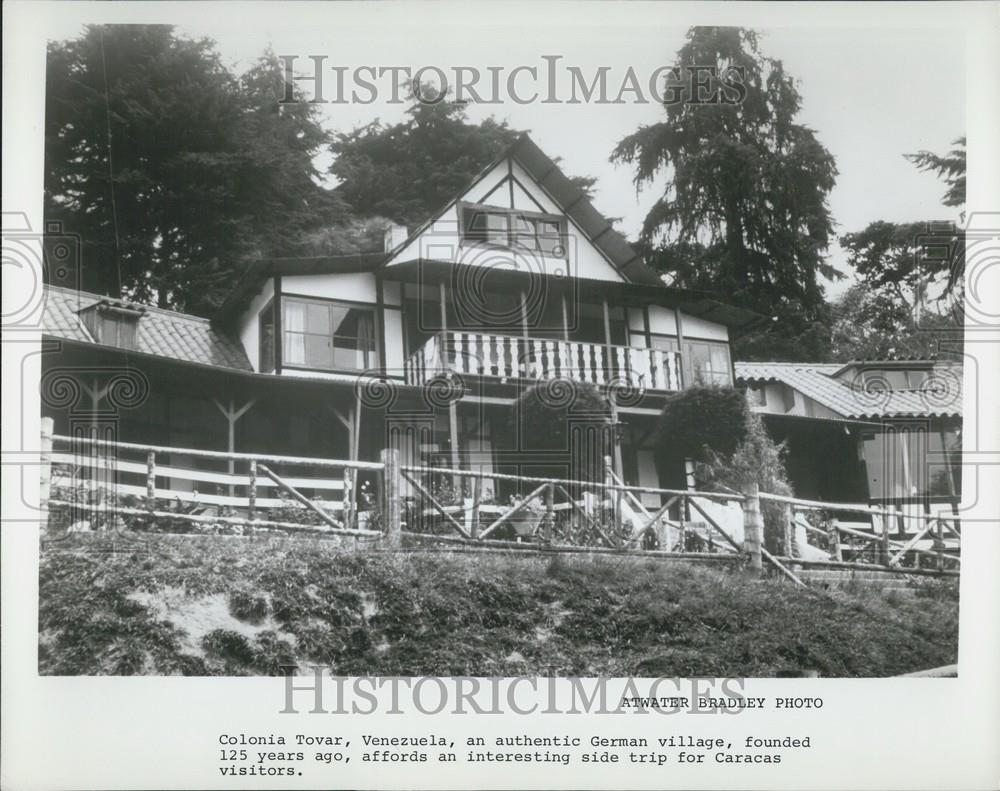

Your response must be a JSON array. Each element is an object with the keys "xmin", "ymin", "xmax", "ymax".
[
  {"xmin": 383, "ymin": 309, "xmax": 405, "ymax": 375},
  {"xmin": 237, "ymin": 278, "xmax": 274, "ymax": 372},
  {"xmin": 680, "ymin": 312, "xmax": 729, "ymax": 342},
  {"xmin": 281, "ymin": 272, "xmax": 378, "ymax": 303},
  {"xmin": 647, "ymin": 305, "xmax": 677, "ymax": 335}
]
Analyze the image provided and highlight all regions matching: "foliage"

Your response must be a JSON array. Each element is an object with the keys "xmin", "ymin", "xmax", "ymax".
[
  {"xmin": 613, "ymin": 27, "xmax": 839, "ymax": 361},
  {"xmin": 840, "ymin": 220, "xmax": 964, "ymax": 315},
  {"xmin": 45, "ymin": 27, "xmax": 348, "ymax": 314},
  {"xmin": 511, "ymin": 380, "xmax": 613, "ymax": 482},
  {"xmin": 653, "ymin": 386, "xmax": 749, "ymax": 481},
  {"xmin": 906, "ymin": 136, "xmax": 966, "ymax": 210},
  {"xmin": 832, "ymin": 136, "xmax": 966, "ymax": 359},
  {"xmin": 653, "ymin": 386, "xmax": 792, "ymax": 552},
  {"xmin": 827, "ymin": 283, "xmax": 963, "ymax": 362},
  {"xmin": 39, "ymin": 536, "xmax": 959, "ymax": 677},
  {"xmin": 330, "ymin": 87, "xmax": 597, "ymax": 229}
]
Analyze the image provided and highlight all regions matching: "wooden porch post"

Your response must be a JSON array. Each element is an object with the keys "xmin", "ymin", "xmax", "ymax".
[
  {"xmin": 602, "ymin": 298, "xmax": 624, "ymax": 479},
  {"xmin": 674, "ymin": 309, "xmax": 686, "ymax": 388},
  {"xmin": 438, "ymin": 280, "xmax": 461, "ymax": 491},
  {"xmin": 520, "ymin": 289, "xmax": 530, "ymax": 339},
  {"xmin": 213, "ymin": 398, "xmax": 256, "ymax": 496},
  {"xmin": 561, "ymin": 293, "xmax": 570, "ymax": 342}
]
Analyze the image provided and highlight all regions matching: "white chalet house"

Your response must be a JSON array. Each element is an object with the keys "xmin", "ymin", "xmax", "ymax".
[{"xmin": 41, "ymin": 134, "xmax": 757, "ymax": 503}]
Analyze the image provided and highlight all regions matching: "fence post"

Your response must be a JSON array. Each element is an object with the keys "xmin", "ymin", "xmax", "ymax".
[
  {"xmin": 741, "ymin": 482, "xmax": 763, "ymax": 571},
  {"xmin": 248, "ymin": 460, "xmax": 257, "ymax": 522},
  {"xmin": 342, "ymin": 467, "xmax": 353, "ymax": 531},
  {"xmin": 381, "ymin": 448, "xmax": 401, "ymax": 549},
  {"xmin": 470, "ymin": 475, "xmax": 482, "ymax": 539},
  {"xmin": 878, "ymin": 514, "xmax": 890, "ymax": 565},
  {"xmin": 544, "ymin": 482, "xmax": 554, "ymax": 543},
  {"xmin": 40, "ymin": 417, "xmax": 54, "ymax": 532},
  {"xmin": 829, "ymin": 518, "xmax": 843, "ymax": 562},
  {"xmin": 782, "ymin": 504, "xmax": 794, "ymax": 558},
  {"xmin": 604, "ymin": 455, "xmax": 619, "ymax": 545},
  {"xmin": 677, "ymin": 495, "xmax": 687, "ymax": 551},
  {"xmin": 146, "ymin": 450, "xmax": 156, "ymax": 512},
  {"xmin": 935, "ymin": 518, "xmax": 945, "ymax": 571}
]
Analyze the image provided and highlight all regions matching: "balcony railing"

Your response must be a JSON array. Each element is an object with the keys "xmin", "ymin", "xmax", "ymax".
[{"xmin": 404, "ymin": 331, "xmax": 682, "ymax": 392}]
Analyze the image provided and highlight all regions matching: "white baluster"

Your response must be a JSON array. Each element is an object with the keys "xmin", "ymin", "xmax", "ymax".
[
  {"xmin": 487, "ymin": 335, "xmax": 497, "ymax": 376},
  {"xmin": 615, "ymin": 347, "xmax": 627, "ymax": 385},
  {"xmin": 454, "ymin": 333, "xmax": 466, "ymax": 374},
  {"xmin": 473, "ymin": 334, "xmax": 483, "ymax": 374}
]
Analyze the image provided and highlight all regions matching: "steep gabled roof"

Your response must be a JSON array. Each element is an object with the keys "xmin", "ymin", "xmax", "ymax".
[
  {"xmin": 385, "ymin": 133, "xmax": 665, "ymax": 287},
  {"xmin": 735, "ymin": 361, "xmax": 962, "ymax": 419},
  {"xmin": 43, "ymin": 285, "xmax": 252, "ymax": 372},
  {"xmin": 506, "ymin": 134, "xmax": 663, "ymax": 286}
]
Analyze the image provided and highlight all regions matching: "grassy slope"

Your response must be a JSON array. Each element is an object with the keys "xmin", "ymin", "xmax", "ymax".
[{"xmin": 38, "ymin": 535, "xmax": 959, "ymax": 677}]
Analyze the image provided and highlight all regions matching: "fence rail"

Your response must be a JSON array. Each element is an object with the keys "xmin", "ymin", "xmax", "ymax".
[{"xmin": 39, "ymin": 419, "xmax": 959, "ymax": 578}]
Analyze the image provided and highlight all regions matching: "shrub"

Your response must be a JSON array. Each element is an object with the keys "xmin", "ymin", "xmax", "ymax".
[
  {"xmin": 653, "ymin": 386, "xmax": 749, "ymax": 483},
  {"xmin": 653, "ymin": 385, "xmax": 793, "ymax": 553},
  {"xmin": 510, "ymin": 379, "xmax": 613, "ymax": 482}
]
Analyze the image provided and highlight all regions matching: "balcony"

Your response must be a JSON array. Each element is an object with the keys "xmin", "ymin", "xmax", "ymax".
[{"xmin": 404, "ymin": 331, "xmax": 682, "ymax": 392}]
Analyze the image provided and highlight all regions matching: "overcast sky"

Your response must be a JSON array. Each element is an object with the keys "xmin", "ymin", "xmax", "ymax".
[{"xmin": 48, "ymin": 9, "xmax": 967, "ymax": 299}]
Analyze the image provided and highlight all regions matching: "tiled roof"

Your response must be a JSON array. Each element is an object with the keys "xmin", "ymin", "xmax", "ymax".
[
  {"xmin": 42, "ymin": 285, "xmax": 252, "ymax": 372},
  {"xmin": 735, "ymin": 361, "xmax": 962, "ymax": 419}
]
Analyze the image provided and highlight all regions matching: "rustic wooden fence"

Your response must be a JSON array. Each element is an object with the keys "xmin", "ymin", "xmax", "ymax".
[{"xmin": 39, "ymin": 418, "xmax": 960, "ymax": 580}]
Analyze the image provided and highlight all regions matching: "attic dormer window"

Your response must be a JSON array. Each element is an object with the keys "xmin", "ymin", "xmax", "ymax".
[
  {"xmin": 459, "ymin": 202, "xmax": 567, "ymax": 258},
  {"xmin": 78, "ymin": 299, "xmax": 145, "ymax": 350}
]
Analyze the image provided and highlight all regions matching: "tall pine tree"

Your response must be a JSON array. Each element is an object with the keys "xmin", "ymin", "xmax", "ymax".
[
  {"xmin": 45, "ymin": 26, "xmax": 346, "ymax": 314},
  {"xmin": 612, "ymin": 27, "xmax": 839, "ymax": 360}
]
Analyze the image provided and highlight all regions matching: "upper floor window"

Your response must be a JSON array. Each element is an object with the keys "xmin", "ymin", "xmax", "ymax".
[
  {"xmin": 683, "ymin": 339, "xmax": 732, "ymax": 387},
  {"xmin": 281, "ymin": 296, "xmax": 378, "ymax": 372},
  {"xmin": 460, "ymin": 203, "xmax": 567, "ymax": 258}
]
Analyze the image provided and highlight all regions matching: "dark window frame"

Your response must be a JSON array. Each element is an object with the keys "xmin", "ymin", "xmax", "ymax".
[
  {"xmin": 458, "ymin": 201, "xmax": 568, "ymax": 259},
  {"xmin": 682, "ymin": 338, "xmax": 733, "ymax": 387},
  {"xmin": 279, "ymin": 293, "xmax": 380, "ymax": 373}
]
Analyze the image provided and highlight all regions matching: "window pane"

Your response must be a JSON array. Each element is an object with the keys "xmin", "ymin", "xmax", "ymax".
[
  {"xmin": 710, "ymin": 345, "xmax": 731, "ymax": 385},
  {"xmin": 304, "ymin": 334, "xmax": 332, "ymax": 368},
  {"xmin": 284, "ymin": 332, "xmax": 306, "ymax": 365},
  {"xmin": 513, "ymin": 216, "xmax": 538, "ymax": 250},
  {"xmin": 306, "ymin": 302, "xmax": 329, "ymax": 334},
  {"xmin": 537, "ymin": 221, "xmax": 563, "ymax": 256},
  {"xmin": 486, "ymin": 213, "xmax": 508, "ymax": 243},
  {"xmin": 329, "ymin": 304, "xmax": 353, "ymax": 336},
  {"xmin": 284, "ymin": 301, "xmax": 306, "ymax": 333},
  {"xmin": 649, "ymin": 335, "xmax": 678, "ymax": 352}
]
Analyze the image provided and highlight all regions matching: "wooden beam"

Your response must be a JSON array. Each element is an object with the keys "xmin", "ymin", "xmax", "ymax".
[
  {"xmin": 401, "ymin": 469, "xmax": 471, "ymax": 538},
  {"xmin": 556, "ymin": 484, "xmax": 615, "ymax": 548},
  {"xmin": 760, "ymin": 546, "xmax": 807, "ymax": 587},
  {"xmin": 257, "ymin": 463, "xmax": 344, "ymax": 529},
  {"xmin": 687, "ymin": 496, "xmax": 743, "ymax": 553},
  {"xmin": 480, "ymin": 482, "xmax": 548, "ymax": 539},
  {"xmin": 561, "ymin": 293, "xmax": 570, "ymax": 342},
  {"xmin": 520, "ymin": 289, "xmax": 529, "ymax": 340},
  {"xmin": 674, "ymin": 309, "xmax": 686, "ymax": 388}
]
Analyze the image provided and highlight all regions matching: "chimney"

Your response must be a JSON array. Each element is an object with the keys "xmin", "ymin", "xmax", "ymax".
[{"xmin": 384, "ymin": 223, "xmax": 409, "ymax": 253}]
